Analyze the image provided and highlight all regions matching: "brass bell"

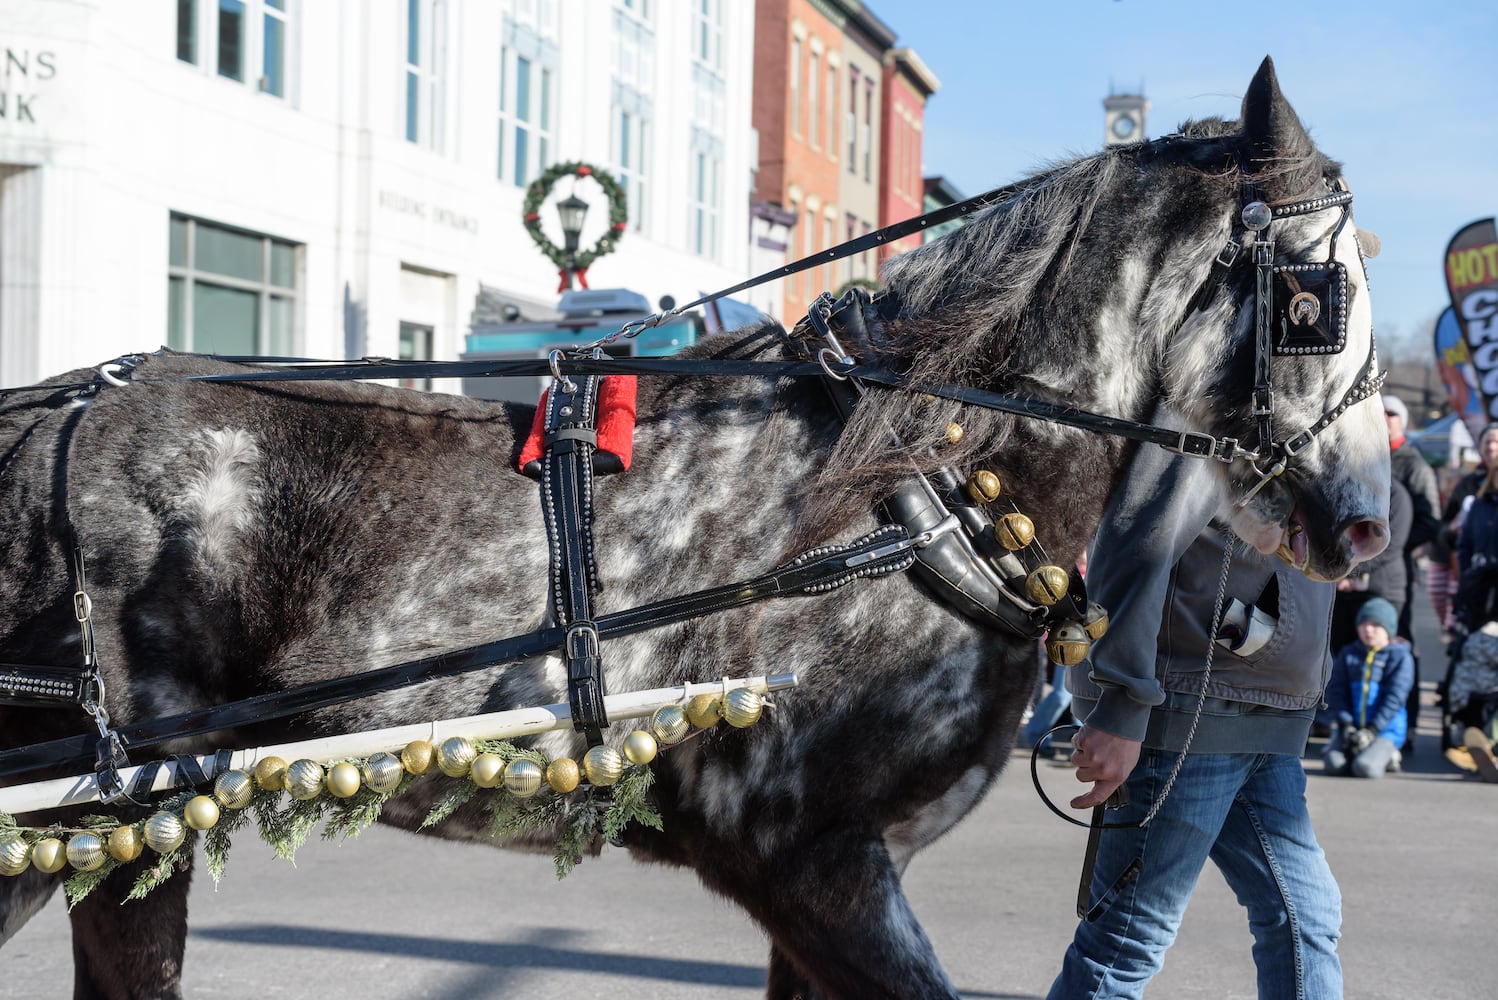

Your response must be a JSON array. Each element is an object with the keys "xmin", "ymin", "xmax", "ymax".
[
  {"xmin": 965, "ymin": 470, "xmax": 1002, "ymax": 504},
  {"xmin": 1045, "ymin": 623, "xmax": 1092, "ymax": 666},
  {"xmin": 944, "ymin": 422, "xmax": 964, "ymax": 445},
  {"xmin": 1082, "ymin": 602, "xmax": 1110, "ymax": 641},
  {"xmin": 1025, "ymin": 565, "xmax": 1070, "ymax": 606},
  {"xmin": 994, "ymin": 512, "xmax": 1035, "ymax": 551}
]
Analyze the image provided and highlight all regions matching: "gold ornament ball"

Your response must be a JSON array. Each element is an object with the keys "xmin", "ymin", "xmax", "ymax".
[
  {"xmin": 253, "ymin": 756, "xmax": 288, "ymax": 792},
  {"xmin": 364, "ymin": 752, "xmax": 405, "ymax": 793},
  {"xmin": 66, "ymin": 833, "xmax": 105, "ymax": 872},
  {"xmin": 965, "ymin": 469, "xmax": 1002, "ymax": 504},
  {"xmin": 437, "ymin": 737, "xmax": 477, "ymax": 778},
  {"xmin": 401, "ymin": 739, "xmax": 436, "ymax": 775},
  {"xmin": 213, "ymin": 769, "xmax": 254, "ymax": 810},
  {"xmin": 944, "ymin": 421, "xmax": 964, "ymax": 444},
  {"xmin": 469, "ymin": 752, "xmax": 505, "ymax": 789},
  {"xmin": 326, "ymin": 762, "xmax": 362, "ymax": 799},
  {"xmin": 649, "ymin": 704, "xmax": 690, "ymax": 745},
  {"xmin": 623, "ymin": 730, "xmax": 659, "ymax": 765},
  {"xmin": 546, "ymin": 757, "xmax": 581, "ymax": 794},
  {"xmin": 1045, "ymin": 623, "xmax": 1092, "ymax": 667},
  {"xmin": 0, "ymin": 835, "xmax": 32, "ymax": 876},
  {"xmin": 995, "ymin": 512, "xmax": 1036, "ymax": 551},
  {"xmin": 284, "ymin": 759, "xmax": 326, "ymax": 801},
  {"xmin": 1082, "ymin": 602, "xmax": 1110, "ymax": 641},
  {"xmin": 143, "ymin": 812, "xmax": 186, "ymax": 854},
  {"xmin": 1025, "ymin": 565, "xmax": 1070, "ymax": 606},
  {"xmin": 106, "ymin": 825, "xmax": 143, "ymax": 863},
  {"xmin": 503, "ymin": 758, "xmax": 544, "ymax": 798},
  {"xmin": 582, "ymin": 745, "xmax": 625, "ymax": 786},
  {"xmin": 685, "ymin": 693, "xmax": 722, "ymax": 729},
  {"xmin": 722, "ymin": 688, "xmax": 765, "ymax": 728},
  {"xmin": 31, "ymin": 838, "xmax": 67, "ymax": 874},
  {"xmin": 184, "ymin": 795, "xmax": 221, "ymax": 831}
]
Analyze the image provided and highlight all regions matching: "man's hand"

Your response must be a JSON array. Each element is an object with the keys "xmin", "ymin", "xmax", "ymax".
[{"xmin": 1069, "ymin": 725, "xmax": 1142, "ymax": 809}]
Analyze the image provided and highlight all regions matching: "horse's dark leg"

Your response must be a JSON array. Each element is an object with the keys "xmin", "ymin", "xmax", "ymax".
[
  {"xmin": 767, "ymin": 944, "xmax": 826, "ymax": 1000},
  {"xmin": 68, "ymin": 858, "xmax": 194, "ymax": 1000},
  {"xmin": 0, "ymin": 864, "xmax": 61, "ymax": 946},
  {"xmin": 716, "ymin": 829, "xmax": 958, "ymax": 1000}
]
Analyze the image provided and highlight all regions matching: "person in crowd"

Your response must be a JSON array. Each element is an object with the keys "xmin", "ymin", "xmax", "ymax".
[
  {"xmin": 1047, "ymin": 441, "xmax": 1342, "ymax": 999},
  {"xmin": 1383, "ymin": 394, "xmax": 1441, "ymax": 756},
  {"xmin": 1323, "ymin": 597, "xmax": 1415, "ymax": 778},
  {"xmin": 1434, "ymin": 422, "xmax": 1498, "ymax": 632}
]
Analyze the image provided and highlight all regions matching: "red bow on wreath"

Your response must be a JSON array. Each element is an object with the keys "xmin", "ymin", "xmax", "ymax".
[{"xmin": 557, "ymin": 267, "xmax": 590, "ymax": 293}]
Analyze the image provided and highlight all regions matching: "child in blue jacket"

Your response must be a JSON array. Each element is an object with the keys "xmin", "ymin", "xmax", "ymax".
[{"xmin": 1323, "ymin": 597, "xmax": 1415, "ymax": 778}]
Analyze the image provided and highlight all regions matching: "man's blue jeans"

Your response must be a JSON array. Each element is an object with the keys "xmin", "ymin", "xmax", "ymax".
[{"xmin": 1047, "ymin": 751, "xmax": 1343, "ymax": 999}]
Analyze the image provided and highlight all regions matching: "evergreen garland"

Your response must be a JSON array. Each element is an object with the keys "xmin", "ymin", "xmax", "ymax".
[{"xmin": 0, "ymin": 736, "xmax": 665, "ymax": 909}]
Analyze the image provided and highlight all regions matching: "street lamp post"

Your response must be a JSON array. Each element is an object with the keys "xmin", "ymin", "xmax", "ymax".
[{"xmin": 555, "ymin": 193, "xmax": 589, "ymax": 291}]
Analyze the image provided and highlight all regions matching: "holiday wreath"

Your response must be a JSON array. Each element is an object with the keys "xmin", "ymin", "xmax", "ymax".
[{"xmin": 522, "ymin": 161, "xmax": 629, "ymax": 290}]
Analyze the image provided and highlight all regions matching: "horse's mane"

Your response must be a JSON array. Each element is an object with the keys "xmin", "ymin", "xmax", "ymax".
[{"xmin": 787, "ymin": 114, "xmax": 1333, "ymax": 546}]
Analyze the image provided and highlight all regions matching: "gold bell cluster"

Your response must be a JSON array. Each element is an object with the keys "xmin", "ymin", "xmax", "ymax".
[
  {"xmin": 1045, "ymin": 602, "xmax": 1111, "ymax": 667},
  {"xmin": 949, "ymin": 452, "xmax": 1111, "ymax": 669},
  {"xmin": 0, "ymin": 688, "xmax": 769, "ymax": 880}
]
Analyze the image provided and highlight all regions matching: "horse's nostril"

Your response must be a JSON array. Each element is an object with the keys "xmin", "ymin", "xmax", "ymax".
[{"xmin": 1344, "ymin": 518, "xmax": 1390, "ymax": 563}]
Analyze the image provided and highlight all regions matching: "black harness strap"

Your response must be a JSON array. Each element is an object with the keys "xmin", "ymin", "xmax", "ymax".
[
  {"xmin": 540, "ymin": 368, "xmax": 609, "ymax": 746},
  {"xmin": 0, "ymin": 524, "xmax": 920, "ymax": 781}
]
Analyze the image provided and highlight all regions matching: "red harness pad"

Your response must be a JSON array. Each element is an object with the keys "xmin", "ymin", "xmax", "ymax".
[{"xmin": 518, "ymin": 375, "xmax": 638, "ymax": 476}]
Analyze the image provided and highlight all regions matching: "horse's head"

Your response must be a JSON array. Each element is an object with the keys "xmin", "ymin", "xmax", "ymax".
[{"xmin": 1164, "ymin": 57, "xmax": 1389, "ymax": 582}]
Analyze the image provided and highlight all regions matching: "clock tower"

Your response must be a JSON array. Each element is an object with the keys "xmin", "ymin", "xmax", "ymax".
[{"xmin": 1103, "ymin": 92, "xmax": 1149, "ymax": 146}]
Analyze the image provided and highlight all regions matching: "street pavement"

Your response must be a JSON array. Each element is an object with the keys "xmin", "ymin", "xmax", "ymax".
[{"xmin": 4, "ymin": 585, "xmax": 1493, "ymax": 999}]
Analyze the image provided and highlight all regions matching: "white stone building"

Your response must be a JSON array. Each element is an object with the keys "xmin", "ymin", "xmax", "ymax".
[{"xmin": 0, "ymin": 0, "xmax": 756, "ymax": 387}]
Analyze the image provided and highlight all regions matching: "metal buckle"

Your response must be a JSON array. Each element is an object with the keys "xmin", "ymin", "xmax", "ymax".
[
  {"xmin": 1166, "ymin": 430, "xmax": 1217, "ymax": 458},
  {"xmin": 1215, "ymin": 238, "xmax": 1241, "ymax": 268}
]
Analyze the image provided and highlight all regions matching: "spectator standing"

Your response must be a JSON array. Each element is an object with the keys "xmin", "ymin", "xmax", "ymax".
[
  {"xmin": 1383, "ymin": 394, "xmax": 1441, "ymax": 754},
  {"xmin": 1434, "ymin": 422, "xmax": 1498, "ymax": 631},
  {"xmin": 1323, "ymin": 597, "xmax": 1415, "ymax": 778}
]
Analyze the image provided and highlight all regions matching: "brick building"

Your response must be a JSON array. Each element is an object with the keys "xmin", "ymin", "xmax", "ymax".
[{"xmin": 752, "ymin": 0, "xmax": 933, "ymax": 324}]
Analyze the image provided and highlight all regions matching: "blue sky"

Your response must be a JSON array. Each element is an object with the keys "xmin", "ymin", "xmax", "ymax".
[{"xmin": 868, "ymin": 0, "xmax": 1496, "ymax": 358}]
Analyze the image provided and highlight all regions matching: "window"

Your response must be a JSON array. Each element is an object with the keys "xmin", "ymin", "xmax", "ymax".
[
  {"xmin": 789, "ymin": 37, "xmax": 800, "ymax": 136},
  {"xmin": 497, "ymin": 8, "xmax": 559, "ymax": 187},
  {"xmin": 616, "ymin": 109, "xmax": 649, "ymax": 231},
  {"xmin": 863, "ymin": 77, "xmax": 874, "ymax": 181},
  {"xmin": 826, "ymin": 60, "xmax": 838, "ymax": 158},
  {"xmin": 613, "ymin": 6, "xmax": 654, "ymax": 233},
  {"xmin": 261, "ymin": 0, "xmax": 287, "ymax": 96},
  {"xmin": 167, "ymin": 214, "xmax": 299, "ymax": 356},
  {"xmin": 176, "ymin": 0, "xmax": 292, "ymax": 99},
  {"xmin": 693, "ymin": 0, "xmax": 721, "ymax": 72},
  {"xmin": 846, "ymin": 67, "xmax": 858, "ymax": 172},
  {"xmin": 177, "ymin": 0, "xmax": 197, "ymax": 63},
  {"xmin": 807, "ymin": 48, "xmax": 819, "ymax": 149},
  {"xmin": 217, "ymin": 0, "xmax": 245, "ymax": 81},
  {"xmin": 404, "ymin": 0, "xmax": 448, "ymax": 149},
  {"xmin": 691, "ymin": 149, "xmax": 719, "ymax": 258},
  {"xmin": 398, "ymin": 322, "xmax": 434, "ymax": 391}
]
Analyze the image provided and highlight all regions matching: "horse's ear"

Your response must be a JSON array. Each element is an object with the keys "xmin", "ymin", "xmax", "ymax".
[{"xmin": 1239, "ymin": 56, "xmax": 1315, "ymax": 183}]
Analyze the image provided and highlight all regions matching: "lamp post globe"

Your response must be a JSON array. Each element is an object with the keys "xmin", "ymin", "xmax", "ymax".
[{"xmin": 555, "ymin": 193, "xmax": 589, "ymax": 290}]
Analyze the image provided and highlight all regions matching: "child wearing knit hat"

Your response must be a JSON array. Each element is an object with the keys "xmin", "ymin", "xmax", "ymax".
[{"xmin": 1322, "ymin": 597, "xmax": 1416, "ymax": 777}]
